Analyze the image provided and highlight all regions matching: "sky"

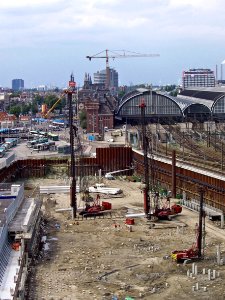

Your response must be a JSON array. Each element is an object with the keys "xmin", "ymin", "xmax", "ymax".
[{"xmin": 0, "ymin": 0, "xmax": 225, "ymax": 88}]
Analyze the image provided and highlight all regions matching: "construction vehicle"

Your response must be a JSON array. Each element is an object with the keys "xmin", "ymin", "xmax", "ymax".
[
  {"xmin": 139, "ymin": 101, "xmax": 182, "ymax": 220},
  {"xmin": 171, "ymin": 224, "xmax": 199, "ymax": 262},
  {"xmin": 149, "ymin": 193, "xmax": 182, "ymax": 220},
  {"xmin": 79, "ymin": 193, "xmax": 111, "ymax": 217},
  {"xmin": 171, "ymin": 189, "xmax": 204, "ymax": 262},
  {"xmin": 154, "ymin": 203, "xmax": 182, "ymax": 220}
]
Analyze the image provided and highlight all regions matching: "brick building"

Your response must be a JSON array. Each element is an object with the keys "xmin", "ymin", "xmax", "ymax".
[{"xmin": 78, "ymin": 73, "xmax": 116, "ymax": 134}]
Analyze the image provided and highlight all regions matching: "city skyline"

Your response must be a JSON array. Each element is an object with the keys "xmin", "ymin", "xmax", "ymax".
[{"xmin": 0, "ymin": 0, "xmax": 225, "ymax": 88}]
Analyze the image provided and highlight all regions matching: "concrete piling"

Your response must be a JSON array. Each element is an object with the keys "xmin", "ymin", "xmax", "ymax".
[
  {"xmin": 192, "ymin": 263, "xmax": 195, "ymax": 274},
  {"xmin": 216, "ymin": 245, "xmax": 221, "ymax": 265},
  {"xmin": 195, "ymin": 282, "xmax": 199, "ymax": 291},
  {"xmin": 208, "ymin": 269, "xmax": 211, "ymax": 280},
  {"xmin": 203, "ymin": 268, "xmax": 206, "ymax": 275},
  {"xmin": 212, "ymin": 269, "xmax": 216, "ymax": 279},
  {"xmin": 194, "ymin": 265, "xmax": 198, "ymax": 275},
  {"xmin": 221, "ymin": 213, "xmax": 224, "ymax": 228},
  {"xmin": 187, "ymin": 270, "xmax": 190, "ymax": 277}
]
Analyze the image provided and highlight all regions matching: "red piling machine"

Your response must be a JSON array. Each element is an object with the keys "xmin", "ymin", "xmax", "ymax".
[
  {"xmin": 171, "ymin": 188, "xmax": 205, "ymax": 262},
  {"xmin": 139, "ymin": 101, "xmax": 182, "ymax": 221}
]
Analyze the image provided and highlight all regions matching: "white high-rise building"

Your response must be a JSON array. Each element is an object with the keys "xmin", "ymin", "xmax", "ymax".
[
  {"xmin": 94, "ymin": 68, "xmax": 118, "ymax": 89},
  {"xmin": 182, "ymin": 69, "xmax": 215, "ymax": 89}
]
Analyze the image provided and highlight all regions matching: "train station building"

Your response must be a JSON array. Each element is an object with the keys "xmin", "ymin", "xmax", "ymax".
[{"xmin": 115, "ymin": 87, "xmax": 225, "ymax": 123}]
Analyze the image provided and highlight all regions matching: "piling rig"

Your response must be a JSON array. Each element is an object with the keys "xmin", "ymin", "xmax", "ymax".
[
  {"xmin": 65, "ymin": 74, "xmax": 77, "ymax": 219},
  {"xmin": 139, "ymin": 101, "xmax": 182, "ymax": 221},
  {"xmin": 171, "ymin": 188, "xmax": 205, "ymax": 262}
]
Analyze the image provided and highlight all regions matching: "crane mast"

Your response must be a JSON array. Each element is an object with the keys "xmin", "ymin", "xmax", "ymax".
[{"xmin": 86, "ymin": 49, "xmax": 160, "ymax": 89}]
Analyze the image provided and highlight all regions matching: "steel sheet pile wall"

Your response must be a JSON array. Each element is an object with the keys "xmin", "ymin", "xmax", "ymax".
[
  {"xmin": 0, "ymin": 162, "xmax": 18, "ymax": 182},
  {"xmin": 0, "ymin": 158, "xmax": 69, "ymax": 182},
  {"xmin": 132, "ymin": 151, "xmax": 225, "ymax": 212},
  {"xmin": 96, "ymin": 147, "xmax": 132, "ymax": 174},
  {"xmin": 77, "ymin": 157, "xmax": 99, "ymax": 177},
  {"xmin": 19, "ymin": 159, "xmax": 45, "ymax": 178}
]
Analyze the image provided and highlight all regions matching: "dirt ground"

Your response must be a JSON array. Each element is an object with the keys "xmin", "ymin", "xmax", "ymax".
[{"xmin": 24, "ymin": 177, "xmax": 225, "ymax": 300}]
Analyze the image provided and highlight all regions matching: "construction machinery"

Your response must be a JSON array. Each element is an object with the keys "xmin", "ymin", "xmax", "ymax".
[
  {"xmin": 171, "ymin": 189, "xmax": 205, "ymax": 262},
  {"xmin": 171, "ymin": 224, "xmax": 199, "ymax": 262},
  {"xmin": 139, "ymin": 101, "xmax": 182, "ymax": 220},
  {"xmin": 154, "ymin": 196, "xmax": 182, "ymax": 220},
  {"xmin": 79, "ymin": 193, "xmax": 111, "ymax": 217},
  {"xmin": 86, "ymin": 49, "xmax": 159, "ymax": 89},
  {"xmin": 43, "ymin": 96, "xmax": 64, "ymax": 118}
]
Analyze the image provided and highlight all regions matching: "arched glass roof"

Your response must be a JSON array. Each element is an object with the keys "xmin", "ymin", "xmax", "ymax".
[{"xmin": 116, "ymin": 88, "xmax": 225, "ymax": 120}]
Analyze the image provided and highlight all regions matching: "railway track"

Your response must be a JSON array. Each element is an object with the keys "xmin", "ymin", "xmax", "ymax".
[{"xmin": 152, "ymin": 125, "xmax": 225, "ymax": 172}]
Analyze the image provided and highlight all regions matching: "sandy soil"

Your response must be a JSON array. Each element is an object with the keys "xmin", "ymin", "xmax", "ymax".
[{"xmin": 24, "ymin": 177, "xmax": 225, "ymax": 300}]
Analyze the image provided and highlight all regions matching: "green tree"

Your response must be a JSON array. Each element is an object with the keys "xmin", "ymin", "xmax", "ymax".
[
  {"xmin": 21, "ymin": 103, "xmax": 31, "ymax": 115},
  {"xmin": 9, "ymin": 105, "xmax": 21, "ymax": 117},
  {"xmin": 31, "ymin": 99, "xmax": 38, "ymax": 114},
  {"xmin": 170, "ymin": 90, "xmax": 178, "ymax": 97},
  {"xmin": 34, "ymin": 94, "xmax": 43, "ymax": 105},
  {"xmin": 44, "ymin": 95, "xmax": 66, "ymax": 112},
  {"xmin": 10, "ymin": 92, "xmax": 21, "ymax": 98},
  {"xmin": 118, "ymin": 91, "xmax": 126, "ymax": 99}
]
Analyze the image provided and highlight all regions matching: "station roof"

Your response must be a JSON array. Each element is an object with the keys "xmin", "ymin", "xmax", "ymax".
[
  {"xmin": 117, "ymin": 88, "xmax": 222, "ymax": 118},
  {"xmin": 179, "ymin": 87, "xmax": 225, "ymax": 101},
  {"xmin": 173, "ymin": 94, "xmax": 214, "ymax": 110}
]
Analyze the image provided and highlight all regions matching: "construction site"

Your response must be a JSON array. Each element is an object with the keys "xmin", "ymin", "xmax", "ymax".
[{"xmin": 1, "ymin": 75, "xmax": 225, "ymax": 300}]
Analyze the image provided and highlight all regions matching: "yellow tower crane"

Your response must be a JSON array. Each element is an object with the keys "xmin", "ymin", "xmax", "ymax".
[{"xmin": 86, "ymin": 49, "xmax": 160, "ymax": 89}]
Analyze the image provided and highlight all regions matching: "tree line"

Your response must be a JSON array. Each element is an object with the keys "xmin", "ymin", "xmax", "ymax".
[{"xmin": 8, "ymin": 94, "xmax": 66, "ymax": 117}]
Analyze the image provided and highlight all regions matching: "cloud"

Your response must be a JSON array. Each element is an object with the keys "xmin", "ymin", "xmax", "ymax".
[
  {"xmin": 0, "ymin": 0, "xmax": 224, "ymax": 48},
  {"xmin": 0, "ymin": 0, "xmax": 225, "ymax": 87}
]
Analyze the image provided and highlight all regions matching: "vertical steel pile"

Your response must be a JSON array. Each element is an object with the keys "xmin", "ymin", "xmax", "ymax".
[
  {"xmin": 66, "ymin": 74, "xmax": 77, "ymax": 219},
  {"xmin": 139, "ymin": 101, "xmax": 150, "ymax": 217}
]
